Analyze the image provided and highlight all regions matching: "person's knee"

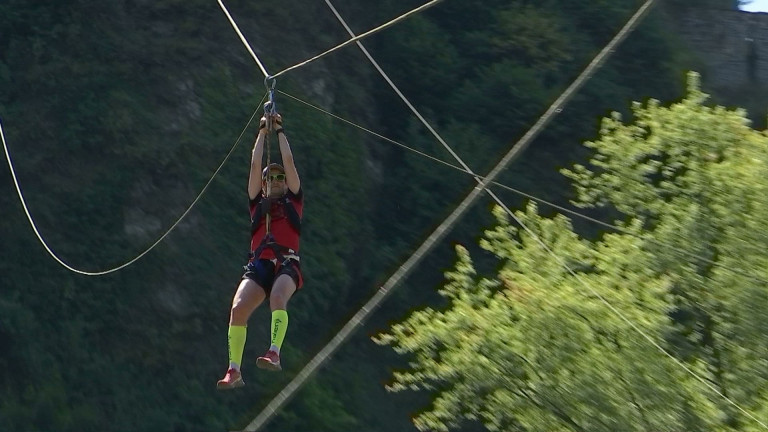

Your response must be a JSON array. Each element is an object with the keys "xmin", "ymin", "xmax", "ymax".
[
  {"xmin": 230, "ymin": 303, "xmax": 251, "ymax": 323},
  {"xmin": 269, "ymin": 291, "xmax": 290, "ymax": 309},
  {"xmin": 270, "ymin": 282, "xmax": 296, "ymax": 309},
  {"xmin": 231, "ymin": 294, "xmax": 258, "ymax": 322}
]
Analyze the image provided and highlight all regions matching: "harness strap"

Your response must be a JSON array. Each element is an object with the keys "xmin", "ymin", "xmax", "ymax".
[
  {"xmin": 251, "ymin": 195, "xmax": 301, "ymax": 236},
  {"xmin": 250, "ymin": 234, "xmax": 301, "ymax": 265}
]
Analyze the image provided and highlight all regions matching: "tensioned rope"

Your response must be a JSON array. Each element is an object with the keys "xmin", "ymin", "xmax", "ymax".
[
  {"xmin": 270, "ymin": 0, "xmax": 444, "ymax": 79},
  {"xmin": 322, "ymin": 0, "xmax": 507, "ymax": 203},
  {"xmin": 216, "ymin": 0, "xmax": 270, "ymax": 78},
  {"xmin": 280, "ymin": 88, "xmax": 768, "ymax": 288},
  {"xmin": 238, "ymin": 1, "xmax": 661, "ymax": 430},
  {"xmin": 0, "ymin": 96, "xmax": 267, "ymax": 276},
  {"xmin": 217, "ymin": 0, "xmax": 445, "ymax": 81}
]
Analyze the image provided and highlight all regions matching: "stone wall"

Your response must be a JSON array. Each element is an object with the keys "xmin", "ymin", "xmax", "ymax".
[{"xmin": 676, "ymin": 8, "xmax": 768, "ymax": 89}]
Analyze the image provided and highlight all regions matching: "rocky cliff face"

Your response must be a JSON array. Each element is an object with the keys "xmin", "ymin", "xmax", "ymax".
[{"xmin": 675, "ymin": 8, "xmax": 767, "ymax": 89}]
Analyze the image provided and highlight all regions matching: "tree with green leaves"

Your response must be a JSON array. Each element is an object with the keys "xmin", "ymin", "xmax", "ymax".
[
  {"xmin": 376, "ymin": 72, "xmax": 768, "ymax": 431},
  {"xmin": 566, "ymin": 71, "xmax": 768, "ymax": 429}
]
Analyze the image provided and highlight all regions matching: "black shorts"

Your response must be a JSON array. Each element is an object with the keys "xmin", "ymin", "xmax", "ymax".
[{"xmin": 242, "ymin": 258, "xmax": 303, "ymax": 295}]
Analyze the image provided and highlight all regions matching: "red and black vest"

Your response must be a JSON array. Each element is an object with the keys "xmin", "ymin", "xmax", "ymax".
[{"xmin": 249, "ymin": 189, "xmax": 303, "ymax": 261}]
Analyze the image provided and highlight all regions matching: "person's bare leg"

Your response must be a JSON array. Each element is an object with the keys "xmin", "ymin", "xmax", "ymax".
[{"xmin": 218, "ymin": 279, "xmax": 266, "ymax": 389}]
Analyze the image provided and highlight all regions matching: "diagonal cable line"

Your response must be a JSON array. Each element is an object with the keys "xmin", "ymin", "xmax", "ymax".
[
  {"xmin": 322, "ymin": 0, "xmax": 491, "ymax": 191},
  {"xmin": 218, "ymin": 0, "xmax": 442, "ymax": 81},
  {"xmin": 217, "ymin": 0, "xmax": 271, "ymax": 77},
  {"xmin": 0, "ymin": 95, "xmax": 267, "ymax": 276},
  {"xmin": 239, "ymin": 1, "xmax": 658, "ymax": 430},
  {"xmin": 270, "ymin": 0, "xmax": 445, "ymax": 79},
  {"xmin": 278, "ymin": 90, "xmax": 455, "ymax": 168}
]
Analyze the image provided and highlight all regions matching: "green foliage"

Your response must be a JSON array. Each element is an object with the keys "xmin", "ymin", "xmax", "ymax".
[
  {"xmin": 565, "ymin": 71, "xmax": 768, "ymax": 428},
  {"xmin": 378, "ymin": 73, "xmax": 768, "ymax": 431},
  {"xmin": 377, "ymin": 205, "xmax": 720, "ymax": 431},
  {"xmin": 482, "ymin": 4, "xmax": 574, "ymax": 74}
]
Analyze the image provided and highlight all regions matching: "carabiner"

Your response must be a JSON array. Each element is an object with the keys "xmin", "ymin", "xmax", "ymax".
[{"xmin": 264, "ymin": 76, "xmax": 277, "ymax": 114}]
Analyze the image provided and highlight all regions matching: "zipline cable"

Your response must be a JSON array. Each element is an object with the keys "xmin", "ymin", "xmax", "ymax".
[
  {"xmin": 217, "ymin": 0, "xmax": 443, "ymax": 81},
  {"xmin": 0, "ymin": 95, "xmax": 267, "ymax": 276},
  {"xmin": 216, "ymin": 0, "xmax": 271, "ymax": 78},
  {"xmin": 263, "ymin": 83, "xmax": 279, "ymax": 235},
  {"xmin": 322, "ymin": 0, "xmax": 492, "ymax": 191},
  {"xmin": 321, "ymin": 0, "xmax": 521, "ymax": 278},
  {"xmin": 240, "ymin": 0, "xmax": 659, "ymax": 430},
  {"xmin": 270, "ymin": 0, "xmax": 444, "ymax": 79},
  {"xmin": 279, "ymin": 90, "xmax": 453, "ymax": 166}
]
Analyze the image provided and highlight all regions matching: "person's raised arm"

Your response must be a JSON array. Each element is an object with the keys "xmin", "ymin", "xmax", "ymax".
[
  {"xmin": 248, "ymin": 119, "xmax": 268, "ymax": 200},
  {"xmin": 274, "ymin": 114, "xmax": 301, "ymax": 194}
]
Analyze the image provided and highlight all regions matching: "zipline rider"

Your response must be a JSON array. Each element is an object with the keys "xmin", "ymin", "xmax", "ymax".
[{"xmin": 218, "ymin": 109, "xmax": 304, "ymax": 390}]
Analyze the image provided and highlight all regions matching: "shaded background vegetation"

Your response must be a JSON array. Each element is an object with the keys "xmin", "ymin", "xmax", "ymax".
[{"xmin": 0, "ymin": 0, "xmax": 760, "ymax": 431}]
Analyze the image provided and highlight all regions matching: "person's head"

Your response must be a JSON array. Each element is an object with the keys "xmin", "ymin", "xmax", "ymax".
[{"xmin": 262, "ymin": 163, "xmax": 287, "ymax": 196}]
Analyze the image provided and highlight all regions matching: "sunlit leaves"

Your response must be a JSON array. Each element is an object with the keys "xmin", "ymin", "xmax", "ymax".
[{"xmin": 377, "ymin": 72, "xmax": 768, "ymax": 431}]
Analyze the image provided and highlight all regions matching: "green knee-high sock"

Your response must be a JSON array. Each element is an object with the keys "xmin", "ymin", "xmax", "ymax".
[
  {"xmin": 270, "ymin": 310, "xmax": 289, "ymax": 352},
  {"xmin": 228, "ymin": 325, "xmax": 247, "ymax": 369}
]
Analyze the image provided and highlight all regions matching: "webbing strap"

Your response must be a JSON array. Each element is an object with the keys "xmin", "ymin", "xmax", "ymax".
[
  {"xmin": 263, "ymin": 79, "xmax": 279, "ymax": 235},
  {"xmin": 250, "ymin": 196, "xmax": 301, "ymax": 236},
  {"xmin": 250, "ymin": 235, "xmax": 300, "ymax": 264}
]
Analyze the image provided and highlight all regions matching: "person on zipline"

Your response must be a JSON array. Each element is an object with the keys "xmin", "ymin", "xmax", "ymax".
[{"xmin": 217, "ymin": 111, "xmax": 303, "ymax": 390}]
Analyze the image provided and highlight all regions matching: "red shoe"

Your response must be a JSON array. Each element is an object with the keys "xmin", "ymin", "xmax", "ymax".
[
  {"xmin": 256, "ymin": 350, "xmax": 282, "ymax": 371},
  {"xmin": 216, "ymin": 367, "xmax": 245, "ymax": 390}
]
